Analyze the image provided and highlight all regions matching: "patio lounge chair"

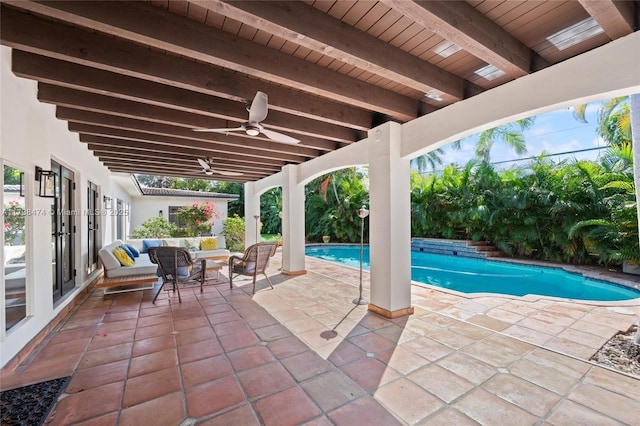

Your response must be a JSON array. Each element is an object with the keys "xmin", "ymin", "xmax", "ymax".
[
  {"xmin": 229, "ymin": 242, "xmax": 278, "ymax": 294},
  {"xmin": 148, "ymin": 246, "xmax": 206, "ymax": 303}
]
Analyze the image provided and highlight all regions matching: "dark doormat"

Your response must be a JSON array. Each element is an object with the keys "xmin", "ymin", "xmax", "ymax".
[{"xmin": 1, "ymin": 376, "xmax": 71, "ymax": 426}]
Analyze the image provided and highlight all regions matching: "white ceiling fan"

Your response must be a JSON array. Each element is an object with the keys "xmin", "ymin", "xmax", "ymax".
[
  {"xmin": 197, "ymin": 158, "xmax": 243, "ymax": 177},
  {"xmin": 194, "ymin": 91, "xmax": 300, "ymax": 144}
]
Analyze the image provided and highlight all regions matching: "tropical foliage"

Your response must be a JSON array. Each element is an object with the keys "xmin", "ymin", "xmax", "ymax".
[
  {"xmin": 410, "ymin": 151, "xmax": 638, "ymax": 266},
  {"xmin": 221, "ymin": 214, "xmax": 245, "ymax": 252},
  {"xmin": 175, "ymin": 200, "xmax": 219, "ymax": 237},
  {"xmin": 3, "ymin": 201, "xmax": 25, "ymax": 245},
  {"xmin": 130, "ymin": 216, "xmax": 177, "ymax": 239},
  {"xmin": 305, "ymin": 168, "xmax": 369, "ymax": 243}
]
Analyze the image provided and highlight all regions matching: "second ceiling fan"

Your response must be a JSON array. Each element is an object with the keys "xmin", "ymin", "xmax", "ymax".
[
  {"xmin": 197, "ymin": 158, "xmax": 243, "ymax": 177},
  {"xmin": 194, "ymin": 91, "xmax": 300, "ymax": 144}
]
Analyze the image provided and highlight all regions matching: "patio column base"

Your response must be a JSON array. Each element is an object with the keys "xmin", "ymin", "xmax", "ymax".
[
  {"xmin": 368, "ymin": 304, "xmax": 414, "ymax": 319},
  {"xmin": 282, "ymin": 269, "xmax": 307, "ymax": 276}
]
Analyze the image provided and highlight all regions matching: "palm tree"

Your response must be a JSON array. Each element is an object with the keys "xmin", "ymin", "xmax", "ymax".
[
  {"xmin": 411, "ymin": 148, "xmax": 445, "ymax": 173},
  {"xmin": 452, "ymin": 118, "xmax": 535, "ymax": 163}
]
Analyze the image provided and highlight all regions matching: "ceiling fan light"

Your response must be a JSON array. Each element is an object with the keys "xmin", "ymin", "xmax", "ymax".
[
  {"xmin": 204, "ymin": 169, "xmax": 214, "ymax": 176},
  {"xmin": 245, "ymin": 127, "xmax": 260, "ymax": 136}
]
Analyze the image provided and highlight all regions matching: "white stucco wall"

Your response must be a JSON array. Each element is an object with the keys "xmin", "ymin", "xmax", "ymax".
[
  {"xmin": 130, "ymin": 196, "xmax": 230, "ymax": 236},
  {"xmin": 0, "ymin": 46, "xmax": 131, "ymax": 367}
]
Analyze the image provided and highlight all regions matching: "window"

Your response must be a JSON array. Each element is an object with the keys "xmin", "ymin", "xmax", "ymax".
[{"xmin": 87, "ymin": 182, "xmax": 99, "ymax": 274}]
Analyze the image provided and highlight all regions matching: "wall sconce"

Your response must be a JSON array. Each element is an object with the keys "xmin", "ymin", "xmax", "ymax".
[
  {"xmin": 158, "ymin": 210, "xmax": 163, "ymax": 217},
  {"xmin": 35, "ymin": 166, "xmax": 57, "ymax": 198},
  {"xmin": 103, "ymin": 195, "xmax": 112, "ymax": 210}
]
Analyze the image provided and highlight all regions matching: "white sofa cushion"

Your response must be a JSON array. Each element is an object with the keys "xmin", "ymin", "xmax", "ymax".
[{"xmin": 98, "ymin": 240, "xmax": 159, "ymax": 278}]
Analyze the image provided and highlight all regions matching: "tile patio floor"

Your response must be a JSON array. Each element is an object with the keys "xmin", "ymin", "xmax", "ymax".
[{"xmin": 2, "ymin": 250, "xmax": 640, "ymax": 425}]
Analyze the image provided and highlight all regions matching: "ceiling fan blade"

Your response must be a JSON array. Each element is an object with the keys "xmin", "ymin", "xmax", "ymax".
[
  {"xmin": 248, "ymin": 91, "xmax": 268, "ymax": 124},
  {"xmin": 261, "ymin": 128, "xmax": 300, "ymax": 144},
  {"xmin": 193, "ymin": 127, "xmax": 244, "ymax": 133},
  {"xmin": 197, "ymin": 158, "xmax": 210, "ymax": 170},
  {"xmin": 214, "ymin": 170, "xmax": 244, "ymax": 177}
]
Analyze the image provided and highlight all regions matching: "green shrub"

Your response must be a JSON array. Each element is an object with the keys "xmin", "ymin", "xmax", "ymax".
[
  {"xmin": 130, "ymin": 216, "xmax": 177, "ymax": 238},
  {"xmin": 221, "ymin": 214, "xmax": 245, "ymax": 252}
]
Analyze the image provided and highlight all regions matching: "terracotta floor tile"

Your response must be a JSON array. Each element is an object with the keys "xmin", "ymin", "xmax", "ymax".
[
  {"xmin": 132, "ymin": 334, "xmax": 176, "ymax": 357},
  {"xmin": 463, "ymin": 341, "xmax": 522, "ymax": 368},
  {"xmin": 423, "ymin": 408, "xmax": 478, "ymax": 425},
  {"xmin": 177, "ymin": 339, "xmax": 223, "ymax": 363},
  {"xmin": 48, "ymin": 325, "xmax": 96, "ymax": 345},
  {"xmin": 66, "ymin": 359, "xmax": 129, "ymax": 393},
  {"xmin": 400, "ymin": 336, "xmax": 453, "ymax": 362},
  {"xmin": 174, "ymin": 326, "xmax": 216, "ymax": 346},
  {"xmin": 134, "ymin": 322, "xmax": 174, "ymax": 341},
  {"xmin": 267, "ymin": 336, "xmax": 311, "ymax": 359},
  {"xmin": 483, "ymin": 374, "xmax": 561, "ymax": 416},
  {"xmin": 98, "ymin": 318, "xmax": 138, "ymax": 333},
  {"xmin": 213, "ymin": 319, "xmax": 251, "ymax": 337},
  {"xmin": 301, "ymin": 370, "xmax": 365, "ymax": 412},
  {"xmin": 237, "ymin": 361, "xmax": 295, "ymax": 399},
  {"xmin": 408, "ymin": 363, "xmax": 475, "ymax": 403},
  {"xmin": 78, "ymin": 342, "xmax": 133, "ymax": 369},
  {"xmin": 502, "ymin": 324, "xmax": 554, "ymax": 346},
  {"xmin": 375, "ymin": 378, "xmax": 445, "ymax": 424},
  {"xmin": 436, "ymin": 352, "xmax": 497, "ymax": 386},
  {"xmin": 347, "ymin": 332, "xmax": 395, "ymax": 354},
  {"xmin": 544, "ymin": 337, "xmax": 599, "ymax": 359},
  {"xmin": 583, "ymin": 367, "xmax": 640, "ymax": 400},
  {"xmin": 243, "ymin": 313, "xmax": 280, "ymax": 329},
  {"xmin": 172, "ymin": 315, "xmax": 209, "ymax": 332},
  {"xmin": 227, "ymin": 345, "xmax": 275, "ymax": 372},
  {"xmin": 254, "ymin": 324, "xmax": 293, "ymax": 342},
  {"xmin": 508, "ymin": 358, "xmax": 578, "ymax": 395},
  {"xmin": 281, "ymin": 350, "xmax": 333, "ymax": 382},
  {"xmin": 181, "ymin": 354, "xmax": 233, "ymax": 388},
  {"xmin": 89, "ymin": 329, "xmax": 136, "ymax": 350},
  {"xmin": 119, "ymin": 391, "xmax": 185, "ymax": 426},
  {"xmin": 128, "ymin": 348, "xmax": 178, "ymax": 378},
  {"xmin": 185, "ymin": 375, "xmax": 245, "ymax": 418},
  {"xmin": 209, "ymin": 311, "xmax": 244, "ymax": 327},
  {"xmin": 254, "ymin": 386, "xmax": 322, "ymax": 426},
  {"xmin": 103, "ymin": 310, "xmax": 139, "ymax": 322},
  {"xmin": 123, "ymin": 366, "xmax": 181, "ymax": 408},
  {"xmin": 325, "ymin": 340, "xmax": 366, "ymax": 366},
  {"xmin": 568, "ymin": 383, "xmax": 640, "ymax": 425},
  {"xmin": 65, "ymin": 411, "xmax": 119, "ymax": 426},
  {"xmin": 376, "ymin": 345, "xmax": 429, "ymax": 375},
  {"xmin": 546, "ymin": 399, "xmax": 626, "ymax": 426},
  {"xmin": 341, "ymin": 357, "xmax": 399, "ymax": 392},
  {"xmin": 198, "ymin": 404, "xmax": 260, "ymax": 426},
  {"xmin": 327, "ymin": 395, "xmax": 402, "ymax": 426},
  {"xmin": 218, "ymin": 330, "xmax": 260, "ymax": 352},
  {"xmin": 49, "ymin": 381, "xmax": 124, "ymax": 425},
  {"xmin": 454, "ymin": 388, "xmax": 538, "ymax": 425},
  {"xmin": 36, "ymin": 338, "xmax": 91, "ymax": 361}
]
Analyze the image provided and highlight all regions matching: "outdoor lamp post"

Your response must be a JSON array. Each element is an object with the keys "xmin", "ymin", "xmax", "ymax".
[
  {"xmin": 254, "ymin": 214, "xmax": 260, "ymax": 244},
  {"xmin": 353, "ymin": 205, "xmax": 369, "ymax": 305}
]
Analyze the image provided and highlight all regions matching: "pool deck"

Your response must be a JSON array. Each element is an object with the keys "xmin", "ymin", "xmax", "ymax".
[{"xmin": 2, "ymin": 249, "xmax": 639, "ymax": 425}]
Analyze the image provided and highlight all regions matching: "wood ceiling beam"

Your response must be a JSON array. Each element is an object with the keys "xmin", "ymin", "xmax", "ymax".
[
  {"xmin": 37, "ymin": 84, "xmax": 344, "ymax": 150},
  {"xmin": 379, "ymin": 0, "xmax": 535, "ymax": 77},
  {"xmin": 11, "ymin": 51, "xmax": 367, "ymax": 139},
  {"xmin": 106, "ymin": 167, "xmax": 249, "ymax": 183},
  {"xmin": 93, "ymin": 151, "xmax": 281, "ymax": 174},
  {"xmin": 70, "ymin": 122, "xmax": 307, "ymax": 164},
  {"xmin": 3, "ymin": 2, "xmax": 419, "ymax": 121},
  {"xmin": 578, "ymin": 0, "xmax": 636, "ymax": 39},
  {"xmin": 99, "ymin": 159, "xmax": 267, "ymax": 180},
  {"xmin": 82, "ymin": 136, "xmax": 288, "ymax": 168},
  {"xmin": 196, "ymin": 0, "xmax": 464, "ymax": 100},
  {"xmin": 56, "ymin": 107, "xmax": 319, "ymax": 158}
]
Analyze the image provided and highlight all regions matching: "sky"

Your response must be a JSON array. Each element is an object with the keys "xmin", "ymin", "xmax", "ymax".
[{"xmin": 426, "ymin": 99, "xmax": 610, "ymax": 172}]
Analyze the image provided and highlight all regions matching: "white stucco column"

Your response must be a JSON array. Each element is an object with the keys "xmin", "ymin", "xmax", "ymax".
[
  {"xmin": 368, "ymin": 122, "xmax": 413, "ymax": 318},
  {"xmin": 244, "ymin": 181, "xmax": 260, "ymax": 248},
  {"xmin": 281, "ymin": 164, "xmax": 307, "ymax": 275}
]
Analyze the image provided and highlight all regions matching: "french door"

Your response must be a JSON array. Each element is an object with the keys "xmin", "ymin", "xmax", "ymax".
[{"xmin": 51, "ymin": 161, "xmax": 75, "ymax": 303}]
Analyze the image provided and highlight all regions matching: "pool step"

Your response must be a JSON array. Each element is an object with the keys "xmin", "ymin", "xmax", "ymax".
[{"xmin": 411, "ymin": 238, "xmax": 505, "ymax": 259}]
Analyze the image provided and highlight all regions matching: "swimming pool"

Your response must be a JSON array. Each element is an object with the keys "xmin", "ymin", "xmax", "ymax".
[{"xmin": 305, "ymin": 245, "xmax": 640, "ymax": 302}]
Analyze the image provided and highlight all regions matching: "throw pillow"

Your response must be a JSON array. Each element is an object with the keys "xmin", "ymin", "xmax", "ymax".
[
  {"xmin": 142, "ymin": 239, "xmax": 162, "ymax": 253},
  {"xmin": 119, "ymin": 245, "xmax": 135, "ymax": 261},
  {"xmin": 200, "ymin": 238, "xmax": 218, "ymax": 250},
  {"xmin": 113, "ymin": 247, "xmax": 135, "ymax": 267},
  {"xmin": 183, "ymin": 238, "xmax": 198, "ymax": 249},
  {"xmin": 125, "ymin": 244, "xmax": 140, "ymax": 258}
]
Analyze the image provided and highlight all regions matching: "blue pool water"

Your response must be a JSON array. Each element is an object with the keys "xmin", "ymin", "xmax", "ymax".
[{"xmin": 305, "ymin": 245, "xmax": 640, "ymax": 301}]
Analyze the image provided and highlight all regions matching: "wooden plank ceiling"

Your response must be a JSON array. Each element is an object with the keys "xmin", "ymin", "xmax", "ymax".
[{"xmin": 1, "ymin": 0, "xmax": 637, "ymax": 182}]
